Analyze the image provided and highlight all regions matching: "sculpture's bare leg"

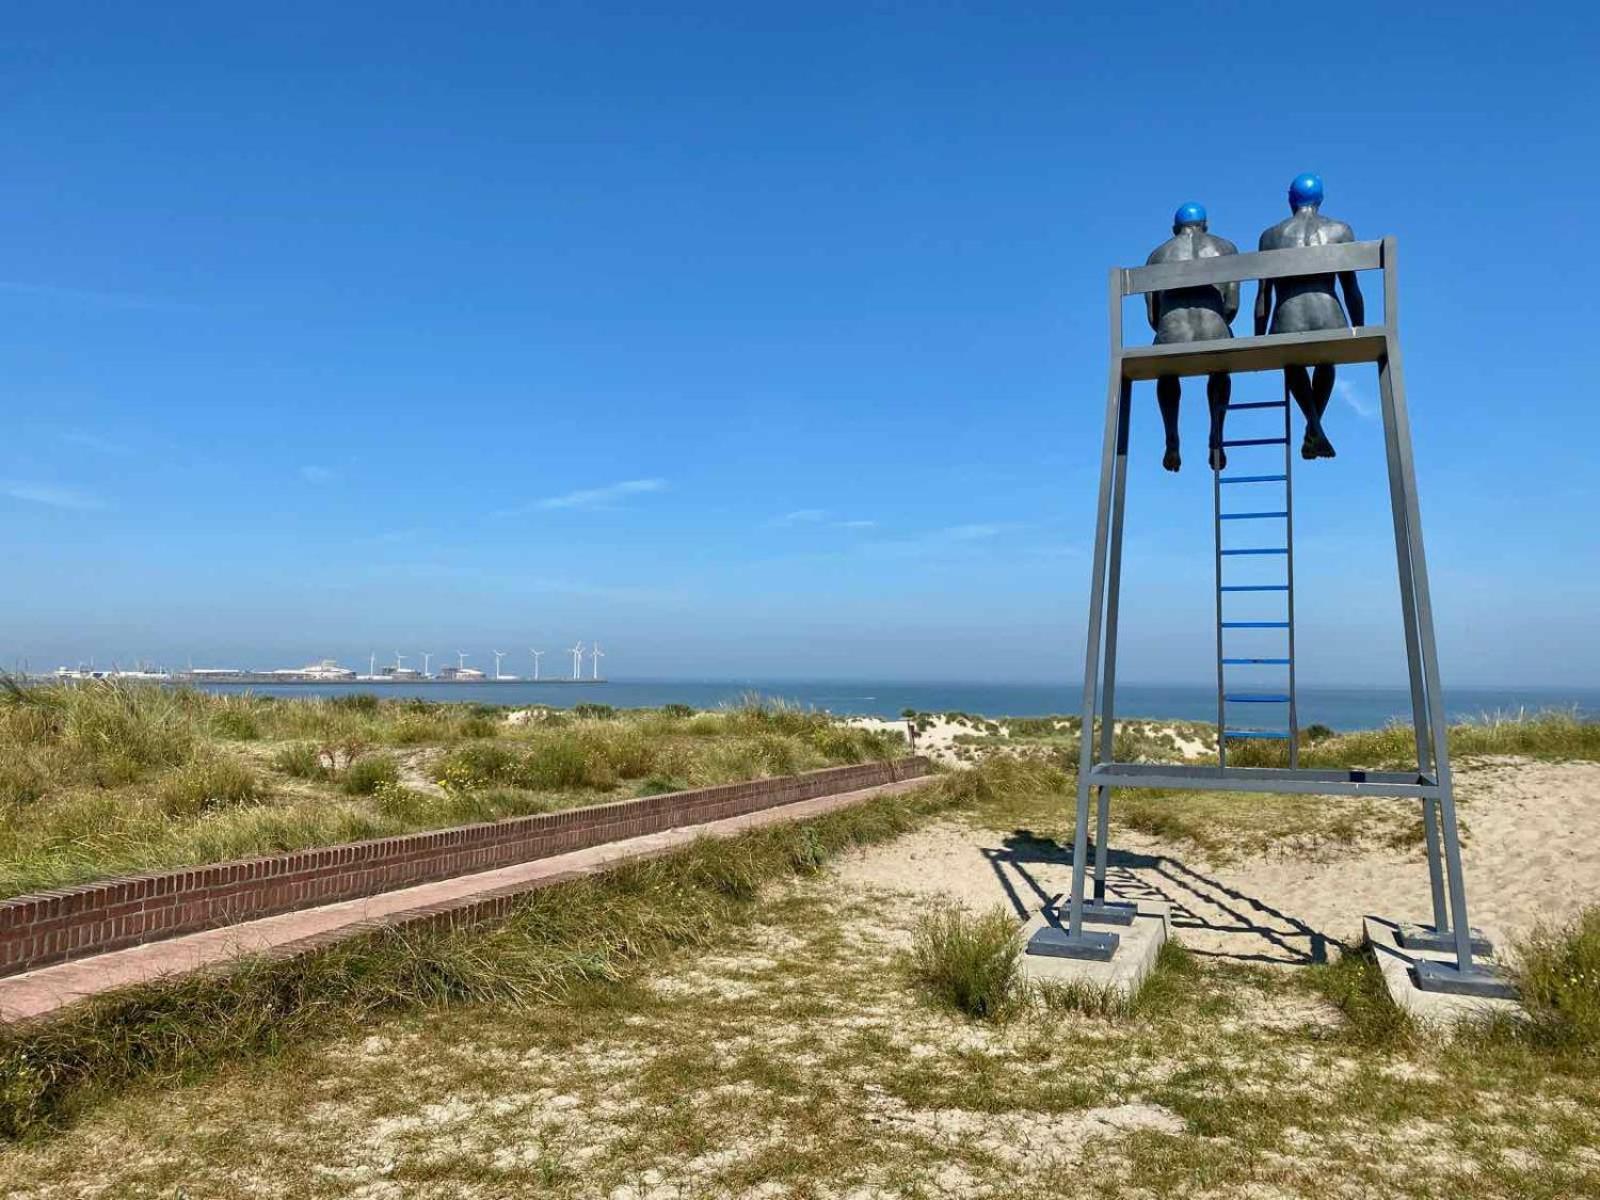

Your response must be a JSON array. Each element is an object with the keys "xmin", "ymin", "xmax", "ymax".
[
  {"xmin": 1206, "ymin": 372, "xmax": 1230, "ymax": 471},
  {"xmin": 1158, "ymin": 375, "xmax": 1181, "ymax": 472},
  {"xmin": 1285, "ymin": 365, "xmax": 1337, "ymax": 460},
  {"xmin": 1311, "ymin": 364, "xmax": 1337, "ymax": 457}
]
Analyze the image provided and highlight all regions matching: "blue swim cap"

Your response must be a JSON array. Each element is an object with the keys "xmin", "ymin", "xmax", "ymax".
[
  {"xmin": 1289, "ymin": 173, "xmax": 1324, "ymax": 210},
  {"xmin": 1173, "ymin": 201, "xmax": 1207, "ymax": 228}
]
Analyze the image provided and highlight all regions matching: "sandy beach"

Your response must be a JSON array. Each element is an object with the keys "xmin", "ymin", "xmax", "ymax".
[{"xmin": 835, "ymin": 754, "xmax": 1600, "ymax": 964}]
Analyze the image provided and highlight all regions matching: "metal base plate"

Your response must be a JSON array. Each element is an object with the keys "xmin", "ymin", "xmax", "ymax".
[
  {"xmin": 1413, "ymin": 959, "xmax": 1517, "ymax": 1000},
  {"xmin": 1395, "ymin": 923, "xmax": 1493, "ymax": 957},
  {"xmin": 1044, "ymin": 895, "xmax": 1138, "ymax": 926},
  {"xmin": 1080, "ymin": 900, "xmax": 1138, "ymax": 926},
  {"xmin": 1025, "ymin": 927, "xmax": 1120, "ymax": 962}
]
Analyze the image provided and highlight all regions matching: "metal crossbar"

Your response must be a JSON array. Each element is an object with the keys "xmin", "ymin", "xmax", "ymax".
[{"xmin": 1121, "ymin": 239, "xmax": 1384, "ymax": 295}]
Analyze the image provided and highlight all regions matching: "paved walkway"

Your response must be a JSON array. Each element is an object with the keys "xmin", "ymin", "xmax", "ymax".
[{"xmin": 0, "ymin": 776, "xmax": 934, "ymax": 1024}]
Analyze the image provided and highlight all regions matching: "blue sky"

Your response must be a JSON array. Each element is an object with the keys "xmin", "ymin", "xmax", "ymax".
[{"xmin": 2, "ymin": 2, "xmax": 1595, "ymax": 685}]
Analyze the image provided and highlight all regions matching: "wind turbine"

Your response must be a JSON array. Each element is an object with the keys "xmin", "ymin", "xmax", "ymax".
[
  {"xmin": 457, "ymin": 651, "xmax": 469, "ymax": 671},
  {"xmin": 591, "ymin": 642, "xmax": 605, "ymax": 680},
  {"xmin": 394, "ymin": 651, "xmax": 407, "ymax": 671},
  {"xmin": 529, "ymin": 648, "xmax": 544, "ymax": 681},
  {"xmin": 569, "ymin": 642, "xmax": 584, "ymax": 680},
  {"xmin": 493, "ymin": 650, "xmax": 506, "ymax": 680},
  {"xmin": 421, "ymin": 652, "xmax": 432, "ymax": 678},
  {"xmin": 368, "ymin": 652, "xmax": 377, "ymax": 676}
]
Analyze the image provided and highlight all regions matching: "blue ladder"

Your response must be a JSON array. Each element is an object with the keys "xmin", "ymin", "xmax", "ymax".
[{"xmin": 1213, "ymin": 380, "xmax": 1299, "ymax": 767}]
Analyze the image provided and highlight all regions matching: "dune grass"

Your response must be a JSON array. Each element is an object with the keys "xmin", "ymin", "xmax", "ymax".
[
  {"xmin": 905, "ymin": 904, "xmax": 1024, "ymax": 1020},
  {"xmin": 0, "ymin": 680, "xmax": 904, "ymax": 899},
  {"xmin": 1511, "ymin": 906, "xmax": 1600, "ymax": 1053},
  {"xmin": 0, "ymin": 768, "xmax": 971, "ymax": 1139},
  {"xmin": 0, "ymin": 732, "xmax": 1596, "ymax": 1193},
  {"xmin": 1224, "ymin": 708, "xmax": 1600, "ymax": 768},
  {"xmin": 963, "ymin": 705, "xmax": 1598, "ymax": 770}
]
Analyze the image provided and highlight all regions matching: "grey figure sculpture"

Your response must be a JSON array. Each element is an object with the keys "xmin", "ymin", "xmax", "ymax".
[
  {"xmin": 1145, "ymin": 202, "xmax": 1238, "ymax": 471},
  {"xmin": 1255, "ymin": 172, "xmax": 1365, "ymax": 459}
]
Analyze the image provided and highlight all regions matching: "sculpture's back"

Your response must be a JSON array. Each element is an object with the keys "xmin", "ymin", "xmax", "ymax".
[
  {"xmin": 1258, "ymin": 209, "xmax": 1357, "ymax": 334},
  {"xmin": 1146, "ymin": 229, "xmax": 1239, "ymax": 344}
]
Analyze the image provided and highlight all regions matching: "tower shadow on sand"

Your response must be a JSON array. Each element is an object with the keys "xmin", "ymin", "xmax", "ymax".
[{"xmin": 983, "ymin": 829, "xmax": 1338, "ymax": 966}]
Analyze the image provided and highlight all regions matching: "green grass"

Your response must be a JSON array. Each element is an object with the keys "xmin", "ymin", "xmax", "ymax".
[
  {"xmin": 905, "ymin": 904, "xmax": 1024, "ymax": 1019},
  {"xmin": 0, "ymin": 769, "xmax": 972, "ymax": 1139},
  {"xmin": 1510, "ymin": 907, "xmax": 1600, "ymax": 1052},
  {"xmin": 1304, "ymin": 945, "xmax": 1418, "ymax": 1048},
  {"xmin": 340, "ymin": 753, "xmax": 400, "ymax": 796},
  {"xmin": 269, "ymin": 740, "xmax": 326, "ymax": 780},
  {"xmin": 155, "ymin": 755, "xmax": 269, "ymax": 817},
  {"xmin": 0, "ymin": 681, "xmax": 904, "ymax": 899},
  {"xmin": 977, "ymin": 706, "xmax": 1600, "ymax": 770},
  {"xmin": 1227, "ymin": 708, "xmax": 1600, "ymax": 768}
]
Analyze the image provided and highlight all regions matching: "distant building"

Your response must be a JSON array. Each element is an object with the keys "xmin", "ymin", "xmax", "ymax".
[
  {"xmin": 436, "ymin": 666, "xmax": 487, "ymax": 681},
  {"xmin": 270, "ymin": 659, "xmax": 356, "ymax": 682}
]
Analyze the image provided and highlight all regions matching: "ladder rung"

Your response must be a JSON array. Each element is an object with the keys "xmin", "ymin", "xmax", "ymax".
[
  {"xmin": 1223, "ymin": 730, "xmax": 1291, "ymax": 740},
  {"xmin": 1221, "ymin": 548, "xmax": 1288, "ymax": 556},
  {"xmin": 1225, "ymin": 693, "xmax": 1292, "ymax": 702},
  {"xmin": 1222, "ymin": 437, "xmax": 1288, "ymax": 447},
  {"xmin": 1220, "ymin": 474, "xmax": 1287, "ymax": 484},
  {"xmin": 1225, "ymin": 401, "xmax": 1288, "ymax": 410},
  {"xmin": 1222, "ymin": 657, "xmax": 1291, "ymax": 664},
  {"xmin": 1220, "ymin": 511, "xmax": 1288, "ymax": 520},
  {"xmin": 1221, "ymin": 621, "xmax": 1290, "ymax": 628},
  {"xmin": 1220, "ymin": 585, "xmax": 1289, "ymax": 592}
]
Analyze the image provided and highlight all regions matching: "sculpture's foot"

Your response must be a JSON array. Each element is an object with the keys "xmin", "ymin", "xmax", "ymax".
[
  {"xmin": 1208, "ymin": 446, "xmax": 1227, "ymax": 472},
  {"xmin": 1163, "ymin": 444, "xmax": 1181, "ymax": 473},
  {"xmin": 1303, "ymin": 430, "xmax": 1337, "ymax": 459},
  {"xmin": 1302, "ymin": 430, "xmax": 1337, "ymax": 460}
]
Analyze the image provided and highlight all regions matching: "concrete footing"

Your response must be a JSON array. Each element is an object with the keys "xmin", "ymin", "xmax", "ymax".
[
  {"xmin": 1020, "ymin": 897, "xmax": 1169, "ymax": 1002},
  {"xmin": 1363, "ymin": 915, "xmax": 1522, "ymax": 1028}
]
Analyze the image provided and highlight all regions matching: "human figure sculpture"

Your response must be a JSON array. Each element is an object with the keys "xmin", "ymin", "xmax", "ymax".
[
  {"xmin": 1145, "ymin": 202, "xmax": 1238, "ymax": 472},
  {"xmin": 1255, "ymin": 173, "xmax": 1365, "ymax": 459}
]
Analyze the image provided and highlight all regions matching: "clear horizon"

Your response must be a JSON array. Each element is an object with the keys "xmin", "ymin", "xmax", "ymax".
[{"xmin": 4, "ymin": 4, "xmax": 1595, "ymax": 689}]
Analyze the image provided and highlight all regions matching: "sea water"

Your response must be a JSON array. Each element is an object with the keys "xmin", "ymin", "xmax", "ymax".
[{"xmin": 188, "ymin": 679, "xmax": 1599, "ymax": 732}]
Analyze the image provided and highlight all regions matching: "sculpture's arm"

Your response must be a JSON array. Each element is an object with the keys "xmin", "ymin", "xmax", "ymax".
[
  {"xmin": 1339, "ymin": 272, "xmax": 1365, "ymax": 326},
  {"xmin": 1145, "ymin": 290, "xmax": 1159, "ymax": 333},
  {"xmin": 1221, "ymin": 280, "xmax": 1240, "ymax": 326},
  {"xmin": 1253, "ymin": 278, "xmax": 1272, "ymax": 337}
]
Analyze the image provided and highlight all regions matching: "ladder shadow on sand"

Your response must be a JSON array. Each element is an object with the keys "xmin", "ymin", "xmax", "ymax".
[{"xmin": 985, "ymin": 829, "xmax": 1337, "ymax": 966}]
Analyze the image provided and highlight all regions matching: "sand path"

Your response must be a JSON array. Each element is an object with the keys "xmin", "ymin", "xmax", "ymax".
[{"xmin": 834, "ymin": 756, "xmax": 1600, "ymax": 965}]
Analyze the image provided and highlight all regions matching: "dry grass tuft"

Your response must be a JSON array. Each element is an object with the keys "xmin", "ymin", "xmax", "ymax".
[{"xmin": 905, "ymin": 904, "xmax": 1024, "ymax": 1020}]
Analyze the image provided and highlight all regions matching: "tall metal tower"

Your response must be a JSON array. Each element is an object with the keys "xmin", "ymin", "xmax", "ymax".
[{"xmin": 1030, "ymin": 237, "xmax": 1509, "ymax": 998}]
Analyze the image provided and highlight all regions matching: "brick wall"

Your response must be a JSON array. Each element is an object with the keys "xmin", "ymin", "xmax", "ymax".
[{"xmin": 0, "ymin": 757, "xmax": 931, "ymax": 978}]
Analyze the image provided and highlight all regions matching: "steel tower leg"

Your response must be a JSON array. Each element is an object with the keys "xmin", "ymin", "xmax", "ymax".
[
  {"xmin": 1089, "ymin": 384, "xmax": 1136, "ymax": 926},
  {"xmin": 1377, "ymin": 307, "xmax": 1509, "ymax": 996},
  {"xmin": 1027, "ymin": 308, "xmax": 1126, "ymax": 962},
  {"xmin": 1378, "ymin": 352, "xmax": 1448, "ymax": 929}
]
